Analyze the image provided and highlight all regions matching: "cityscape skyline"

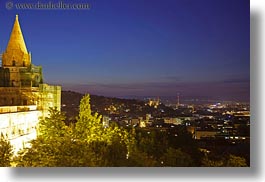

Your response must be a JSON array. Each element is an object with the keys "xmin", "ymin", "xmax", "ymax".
[
  {"xmin": 0, "ymin": 0, "xmax": 251, "ymax": 168},
  {"xmin": 0, "ymin": 0, "xmax": 250, "ymax": 101}
]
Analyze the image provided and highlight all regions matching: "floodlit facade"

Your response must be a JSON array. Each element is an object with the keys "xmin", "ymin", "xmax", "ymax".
[
  {"xmin": 0, "ymin": 105, "xmax": 41, "ymax": 153},
  {"xmin": 0, "ymin": 15, "xmax": 61, "ymax": 153}
]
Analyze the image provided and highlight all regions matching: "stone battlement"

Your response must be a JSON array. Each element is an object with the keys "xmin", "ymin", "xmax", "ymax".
[{"xmin": 0, "ymin": 105, "xmax": 37, "ymax": 114}]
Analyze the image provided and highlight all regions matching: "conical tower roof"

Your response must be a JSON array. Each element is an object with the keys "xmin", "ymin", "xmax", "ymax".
[{"xmin": 6, "ymin": 15, "xmax": 28, "ymax": 54}]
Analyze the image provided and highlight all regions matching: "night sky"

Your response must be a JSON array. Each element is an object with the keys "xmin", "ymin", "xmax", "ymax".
[{"xmin": 0, "ymin": 0, "xmax": 250, "ymax": 101}]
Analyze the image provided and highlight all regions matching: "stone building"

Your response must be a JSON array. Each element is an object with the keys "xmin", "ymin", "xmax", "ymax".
[{"xmin": 0, "ymin": 15, "xmax": 61, "ymax": 153}]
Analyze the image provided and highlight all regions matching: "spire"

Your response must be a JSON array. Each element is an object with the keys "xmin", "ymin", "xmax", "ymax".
[
  {"xmin": 2, "ymin": 15, "xmax": 31, "ymax": 67},
  {"xmin": 6, "ymin": 14, "xmax": 28, "ymax": 54}
]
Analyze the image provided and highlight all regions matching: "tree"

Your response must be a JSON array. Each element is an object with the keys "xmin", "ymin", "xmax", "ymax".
[
  {"xmin": 74, "ymin": 95, "xmax": 103, "ymax": 142},
  {"xmin": 15, "ymin": 94, "xmax": 134, "ymax": 167},
  {"xmin": 167, "ymin": 126, "xmax": 203, "ymax": 166},
  {"xmin": 136, "ymin": 129, "xmax": 168, "ymax": 159},
  {"xmin": 126, "ymin": 149, "xmax": 158, "ymax": 167},
  {"xmin": 38, "ymin": 108, "xmax": 70, "ymax": 140},
  {"xmin": 202, "ymin": 154, "xmax": 248, "ymax": 167},
  {"xmin": 225, "ymin": 154, "xmax": 248, "ymax": 167},
  {"xmin": 201, "ymin": 155, "xmax": 224, "ymax": 167},
  {"xmin": 0, "ymin": 135, "xmax": 13, "ymax": 167},
  {"xmin": 160, "ymin": 148, "xmax": 194, "ymax": 167},
  {"xmin": 73, "ymin": 95, "xmax": 133, "ymax": 166}
]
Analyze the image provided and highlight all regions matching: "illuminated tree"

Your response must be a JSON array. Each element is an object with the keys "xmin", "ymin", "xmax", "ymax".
[
  {"xmin": 74, "ymin": 95, "xmax": 103, "ymax": 142},
  {"xmin": 38, "ymin": 107, "xmax": 70, "ymax": 140},
  {"xmin": 0, "ymin": 135, "xmax": 13, "ymax": 167},
  {"xmin": 14, "ymin": 108, "xmax": 71, "ymax": 167},
  {"xmin": 15, "ymin": 94, "xmax": 135, "ymax": 167},
  {"xmin": 14, "ymin": 107, "xmax": 98, "ymax": 167},
  {"xmin": 73, "ymin": 94, "xmax": 134, "ymax": 166}
]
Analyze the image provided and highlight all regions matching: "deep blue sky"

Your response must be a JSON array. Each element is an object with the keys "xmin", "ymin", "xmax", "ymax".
[{"xmin": 0, "ymin": 0, "xmax": 250, "ymax": 101}]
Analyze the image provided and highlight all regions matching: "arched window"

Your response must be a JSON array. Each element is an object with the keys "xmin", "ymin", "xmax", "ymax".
[{"xmin": 12, "ymin": 60, "xmax": 16, "ymax": 66}]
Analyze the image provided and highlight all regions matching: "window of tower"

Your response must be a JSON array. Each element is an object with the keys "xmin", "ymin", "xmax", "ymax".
[{"xmin": 12, "ymin": 60, "xmax": 16, "ymax": 66}]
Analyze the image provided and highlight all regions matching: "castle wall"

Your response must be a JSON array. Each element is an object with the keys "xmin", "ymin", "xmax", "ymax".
[
  {"xmin": 0, "ymin": 105, "xmax": 41, "ymax": 153},
  {"xmin": 39, "ymin": 84, "xmax": 61, "ymax": 117},
  {"xmin": 0, "ymin": 87, "xmax": 39, "ymax": 106}
]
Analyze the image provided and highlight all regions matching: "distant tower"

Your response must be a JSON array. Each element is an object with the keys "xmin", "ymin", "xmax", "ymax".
[{"xmin": 177, "ymin": 93, "xmax": 180, "ymax": 108}]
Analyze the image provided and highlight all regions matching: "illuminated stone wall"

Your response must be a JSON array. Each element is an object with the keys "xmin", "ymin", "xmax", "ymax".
[
  {"xmin": 0, "ymin": 87, "xmax": 39, "ymax": 106},
  {"xmin": 39, "ymin": 83, "xmax": 61, "ymax": 117},
  {"xmin": 0, "ymin": 105, "xmax": 41, "ymax": 153},
  {"xmin": 0, "ymin": 65, "xmax": 43, "ymax": 88},
  {"xmin": 0, "ymin": 83, "xmax": 61, "ymax": 152}
]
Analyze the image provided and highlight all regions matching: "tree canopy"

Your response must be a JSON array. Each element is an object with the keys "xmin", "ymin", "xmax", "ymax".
[
  {"xmin": 14, "ymin": 94, "xmax": 134, "ymax": 167},
  {"xmin": 3, "ymin": 94, "xmax": 249, "ymax": 167},
  {"xmin": 0, "ymin": 135, "xmax": 13, "ymax": 167}
]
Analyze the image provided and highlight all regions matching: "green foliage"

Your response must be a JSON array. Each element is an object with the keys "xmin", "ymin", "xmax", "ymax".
[
  {"xmin": 225, "ymin": 154, "xmax": 248, "ymax": 167},
  {"xmin": 137, "ymin": 129, "xmax": 168, "ymax": 159},
  {"xmin": 13, "ymin": 94, "xmax": 247, "ymax": 167},
  {"xmin": 135, "ymin": 127, "xmax": 202, "ymax": 166},
  {"xmin": 0, "ymin": 135, "xmax": 13, "ymax": 167},
  {"xmin": 160, "ymin": 148, "xmax": 194, "ymax": 167},
  {"xmin": 126, "ymin": 149, "xmax": 158, "ymax": 167},
  {"xmin": 15, "ymin": 137, "xmax": 100, "ymax": 167},
  {"xmin": 38, "ymin": 108, "xmax": 69, "ymax": 140},
  {"xmin": 15, "ymin": 94, "xmax": 134, "ymax": 167},
  {"xmin": 201, "ymin": 155, "xmax": 224, "ymax": 167},
  {"xmin": 74, "ymin": 95, "xmax": 102, "ymax": 141},
  {"xmin": 167, "ymin": 126, "xmax": 203, "ymax": 166},
  {"xmin": 202, "ymin": 154, "xmax": 248, "ymax": 167}
]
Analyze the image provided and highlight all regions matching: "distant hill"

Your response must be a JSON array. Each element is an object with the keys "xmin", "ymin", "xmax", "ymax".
[
  {"xmin": 61, "ymin": 90, "xmax": 177, "ymax": 123},
  {"xmin": 62, "ymin": 90, "xmax": 146, "ymax": 111}
]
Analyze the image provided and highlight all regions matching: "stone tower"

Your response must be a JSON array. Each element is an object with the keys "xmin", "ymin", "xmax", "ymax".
[
  {"xmin": 0, "ymin": 15, "xmax": 44, "ymax": 106},
  {"xmin": 0, "ymin": 15, "xmax": 60, "ymax": 112},
  {"xmin": 0, "ymin": 15, "xmax": 61, "ymax": 153}
]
